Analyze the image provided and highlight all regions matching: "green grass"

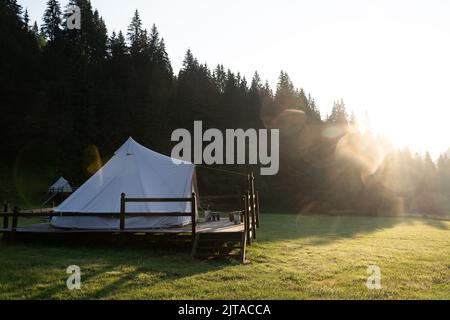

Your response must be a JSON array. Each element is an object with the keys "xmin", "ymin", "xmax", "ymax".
[{"xmin": 0, "ymin": 214, "xmax": 449, "ymax": 299}]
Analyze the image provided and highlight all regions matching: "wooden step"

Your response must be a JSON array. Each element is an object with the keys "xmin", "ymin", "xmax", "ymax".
[
  {"xmin": 194, "ymin": 253, "xmax": 242, "ymax": 258},
  {"xmin": 195, "ymin": 238, "xmax": 241, "ymax": 245},
  {"xmin": 196, "ymin": 240, "xmax": 241, "ymax": 247},
  {"xmin": 196, "ymin": 232, "xmax": 243, "ymax": 241},
  {"xmin": 196, "ymin": 245, "xmax": 241, "ymax": 250},
  {"xmin": 191, "ymin": 232, "xmax": 247, "ymax": 263}
]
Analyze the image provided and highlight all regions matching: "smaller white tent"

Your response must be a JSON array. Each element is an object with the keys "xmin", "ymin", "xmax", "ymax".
[
  {"xmin": 48, "ymin": 177, "xmax": 72, "ymax": 193},
  {"xmin": 51, "ymin": 137, "xmax": 197, "ymax": 230}
]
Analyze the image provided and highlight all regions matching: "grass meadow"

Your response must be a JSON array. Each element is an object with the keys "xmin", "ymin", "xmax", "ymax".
[{"xmin": 0, "ymin": 214, "xmax": 448, "ymax": 299}]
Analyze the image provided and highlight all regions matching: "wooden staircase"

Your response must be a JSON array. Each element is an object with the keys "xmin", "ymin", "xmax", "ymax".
[
  {"xmin": 191, "ymin": 232, "xmax": 247, "ymax": 263},
  {"xmin": 191, "ymin": 175, "xmax": 260, "ymax": 264}
]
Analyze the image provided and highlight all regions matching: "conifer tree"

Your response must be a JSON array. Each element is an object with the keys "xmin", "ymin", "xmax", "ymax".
[
  {"xmin": 274, "ymin": 71, "xmax": 296, "ymax": 111},
  {"xmin": 32, "ymin": 21, "xmax": 39, "ymax": 34},
  {"xmin": 127, "ymin": 10, "xmax": 147, "ymax": 56},
  {"xmin": 327, "ymin": 99, "xmax": 349, "ymax": 125},
  {"xmin": 41, "ymin": 0, "xmax": 62, "ymax": 41},
  {"xmin": 23, "ymin": 9, "xmax": 29, "ymax": 29}
]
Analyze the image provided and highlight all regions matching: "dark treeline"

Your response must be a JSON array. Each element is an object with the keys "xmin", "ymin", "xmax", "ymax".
[{"xmin": 1, "ymin": 0, "xmax": 450, "ymax": 216}]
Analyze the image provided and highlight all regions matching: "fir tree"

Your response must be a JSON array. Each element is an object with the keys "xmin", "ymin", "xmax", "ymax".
[
  {"xmin": 41, "ymin": 0, "xmax": 62, "ymax": 41},
  {"xmin": 327, "ymin": 99, "xmax": 349, "ymax": 125}
]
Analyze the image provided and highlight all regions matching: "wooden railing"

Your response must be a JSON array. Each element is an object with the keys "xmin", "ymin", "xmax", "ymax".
[
  {"xmin": 120, "ymin": 192, "xmax": 197, "ymax": 237},
  {"xmin": 198, "ymin": 172, "xmax": 260, "ymax": 246},
  {"xmin": 0, "ymin": 193, "xmax": 198, "ymax": 239},
  {"xmin": 241, "ymin": 191, "xmax": 260, "ymax": 246},
  {"xmin": 1, "ymin": 184, "xmax": 260, "ymax": 247}
]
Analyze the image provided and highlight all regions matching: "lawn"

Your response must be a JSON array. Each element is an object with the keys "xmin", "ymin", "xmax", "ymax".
[{"xmin": 0, "ymin": 214, "xmax": 448, "ymax": 299}]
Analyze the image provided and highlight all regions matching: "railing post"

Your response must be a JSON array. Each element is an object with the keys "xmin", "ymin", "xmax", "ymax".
[
  {"xmin": 12, "ymin": 206, "xmax": 18, "ymax": 231},
  {"xmin": 249, "ymin": 173, "xmax": 257, "ymax": 239},
  {"xmin": 255, "ymin": 191, "xmax": 260, "ymax": 228},
  {"xmin": 245, "ymin": 192, "xmax": 251, "ymax": 246},
  {"xmin": 11, "ymin": 206, "xmax": 19, "ymax": 242},
  {"xmin": 191, "ymin": 192, "xmax": 197, "ymax": 239},
  {"xmin": 243, "ymin": 194, "xmax": 248, "ymax": 242},
  {"xmin": 251, "ymin": 204, "xmax": 256, "ymax": 241},
  {"xmin": 3, "ymin": 203, "xmax": 8, "ymax": 229},
  {"xmin": 240, "ymin": 195, "xmax": 245, "ymax": 223},
  {"xmin": 120, "ymin": 193, "xmax": 126, "ymax": 231}
]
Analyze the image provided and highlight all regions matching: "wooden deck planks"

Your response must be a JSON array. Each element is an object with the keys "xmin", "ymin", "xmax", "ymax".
[{"xmin": 0, "ymin": 219, "xmax": 244, "ymax": 235}]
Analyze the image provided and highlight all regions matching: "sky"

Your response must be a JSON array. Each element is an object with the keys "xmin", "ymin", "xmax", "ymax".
[{"xmin": 19, "ymin": 0, "xmax": 450, "ymax": 158}]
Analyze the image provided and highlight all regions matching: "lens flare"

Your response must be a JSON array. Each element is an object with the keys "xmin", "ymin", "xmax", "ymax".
[{"xmin": 85, "ymin": 145, "xmax": 103, "ymax": 175}]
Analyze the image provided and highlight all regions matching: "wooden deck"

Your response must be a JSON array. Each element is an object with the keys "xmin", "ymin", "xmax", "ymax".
[
  {"xmin": 0, "ymin": 219, "xmax": 249, "ymax": 263},
  {"xmin": 0, "ymin": 189, "xmax": 259, "ymax": 263},
  {"xmin": 0, "ymin": 219, "xmax": 244, "ymax": 235}
]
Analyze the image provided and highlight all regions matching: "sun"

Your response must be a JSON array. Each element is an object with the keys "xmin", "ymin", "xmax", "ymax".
[{"xmin": 368, "ymin": 114, "xmax": 447, "ymax": 159}]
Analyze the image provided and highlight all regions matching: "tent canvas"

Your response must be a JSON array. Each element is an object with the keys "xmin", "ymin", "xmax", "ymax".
[
  {"xmin": 51, "ymin": 137, "xmax": 197, "ymax": 230},
  {"xmin": 48, "ymin": 177, "xmax": 72, "ymax": 193}
]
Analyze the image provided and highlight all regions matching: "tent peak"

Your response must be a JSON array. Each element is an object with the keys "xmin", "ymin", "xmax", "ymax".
[
  {"xmin": 115, "ymin": 137, "xmax": 194, "ymax": 165},
  {"xmin": 48, "ymin": 177, "xmax": 72, "ymax": 193},
  {"xmin": 115, "ymin": 137, "xmax": 140, "ymax": 155}
]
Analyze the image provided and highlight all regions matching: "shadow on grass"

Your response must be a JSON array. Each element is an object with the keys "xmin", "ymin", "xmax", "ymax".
[
  {"xmin": 0, "ymin": 236, "xmax": 232, "ymax": 299},
  {"xmin": 422, "ymin": 218, "xmax": 449, "ymax": 230},
  {"xmin": 258, "ymin": 213, "xmax": 449, "ymax": 246}
]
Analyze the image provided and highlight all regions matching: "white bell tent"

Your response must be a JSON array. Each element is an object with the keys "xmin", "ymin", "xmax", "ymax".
[
  {"xmin": 48, "ymin": 177, "xmax": 72, "ymax": 193},
  {"xmin": 51, "ymin": 137, "xmax": 197, "ymax": 230}
]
